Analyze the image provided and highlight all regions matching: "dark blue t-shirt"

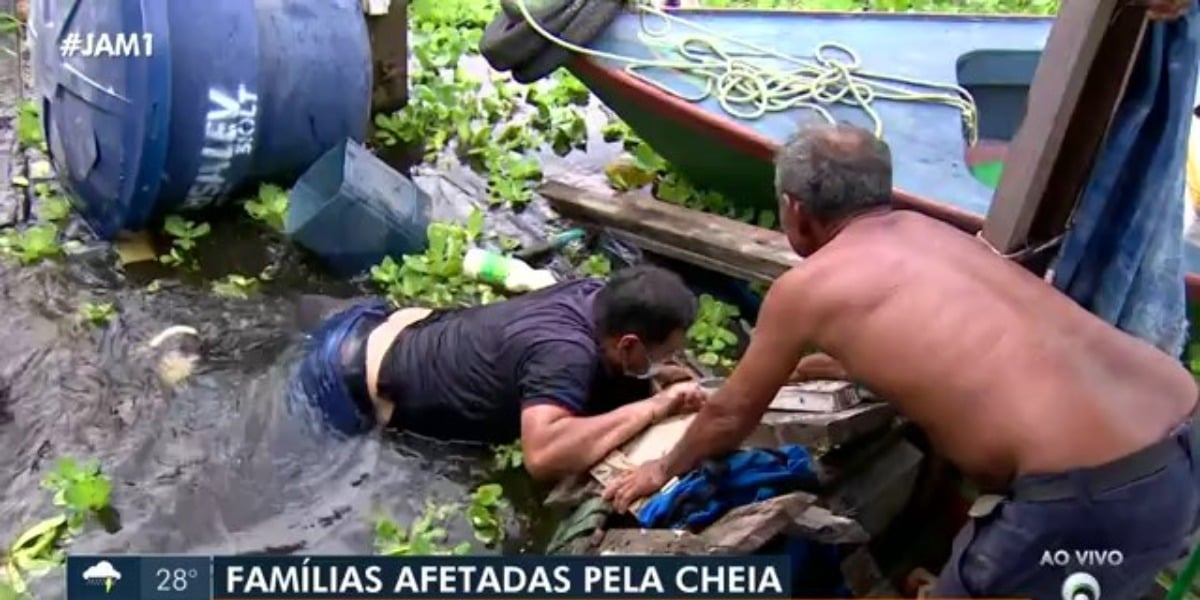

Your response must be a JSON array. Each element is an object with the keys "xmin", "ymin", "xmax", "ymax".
[{"xmin": 378, "ymin": 279, "xmax": 652, "ymax": 443}]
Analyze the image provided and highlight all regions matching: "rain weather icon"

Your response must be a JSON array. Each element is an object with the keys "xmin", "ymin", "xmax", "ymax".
[{"xmin": 82, "ymin": 561, "xmax": 121, "ymax": 593}]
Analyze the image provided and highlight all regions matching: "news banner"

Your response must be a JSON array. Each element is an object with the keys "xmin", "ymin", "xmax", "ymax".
[{"xmin": 65, "ymin": 555, "xmax": 790, "ymax": 600}]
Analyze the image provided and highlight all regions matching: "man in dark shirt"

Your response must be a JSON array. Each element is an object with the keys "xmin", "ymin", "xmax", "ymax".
[{"xmin": 290, "ymin": 265, "xmax": 706, "ymax": 482}]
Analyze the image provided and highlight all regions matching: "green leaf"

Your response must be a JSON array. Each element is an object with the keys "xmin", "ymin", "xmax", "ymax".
[
  {"xmin": 473, "ymin": 483, "xmax": 503, "ymax": 506},
  {"xmin": 10, "ymin": 516, "xmax": 66, "ymax": 551}
]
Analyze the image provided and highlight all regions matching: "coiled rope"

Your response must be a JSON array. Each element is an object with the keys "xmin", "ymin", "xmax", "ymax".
[{"xmin": 509, "ymin": 0, "xmax": 980, "ymax": 144}]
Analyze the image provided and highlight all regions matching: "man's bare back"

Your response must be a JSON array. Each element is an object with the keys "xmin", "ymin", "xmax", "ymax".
[
  {"xmin": 606, "ymin": 122, "xmax": 1200, "ymax": 599},
  {"xmin": 792, "ymin": 210, "xmax": 1198, "ymax": 486}
]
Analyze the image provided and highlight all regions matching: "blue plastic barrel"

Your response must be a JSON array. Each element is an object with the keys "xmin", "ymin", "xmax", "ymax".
[{"xmin": 29, "ymin": 0, "xmax": 372, "ymax": 238}]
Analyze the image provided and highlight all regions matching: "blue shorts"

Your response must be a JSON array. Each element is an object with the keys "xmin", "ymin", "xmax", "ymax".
[
  {"xmin": 931, "ymin": 417, "xmax": 1200, "ymax": 598},
  {"xmin": 287, "ymin": 298, "xmax": 391, "ymax": 436}
]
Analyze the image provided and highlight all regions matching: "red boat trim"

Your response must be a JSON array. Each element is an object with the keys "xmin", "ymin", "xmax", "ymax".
[
  {"xmin": 570, "ymin": 59, "xmax": 779, "ymax": 161},
  {"xmin": 570, "ymin": 55, "xmax": 1200, "ymax": 299},
  {"xmin": 572, "ymin": 56, "xmax": 991, "ymax": 232}
]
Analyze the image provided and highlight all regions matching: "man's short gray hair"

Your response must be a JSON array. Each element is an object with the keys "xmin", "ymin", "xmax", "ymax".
[{"xmin": 774, "ymin": 122, "xmax": 893, "ymax": 223}]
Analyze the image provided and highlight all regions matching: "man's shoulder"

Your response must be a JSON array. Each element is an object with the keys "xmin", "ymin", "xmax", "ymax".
[
  {"xmin": 769, "ymin": 246, "xmax": 896, "ymax": 317},
  {"xmin": 502, "ymin": 281, "xmax": 600, "ymax": 356}
]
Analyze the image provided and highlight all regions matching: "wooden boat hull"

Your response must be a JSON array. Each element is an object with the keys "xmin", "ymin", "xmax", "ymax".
[{"xmin": 568, "ymin": 9, "xmax": 1200, "ymax": 302}]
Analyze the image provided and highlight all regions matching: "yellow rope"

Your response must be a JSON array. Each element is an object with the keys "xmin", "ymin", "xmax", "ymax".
[{"xmin": 509, "ymin": 0, "xmax": 980, "ymax": 144}]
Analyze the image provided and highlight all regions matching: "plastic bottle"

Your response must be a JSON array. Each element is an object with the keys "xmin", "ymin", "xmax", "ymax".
[{"xmin": 463, "ymin": 248, "xmax": 558, "ymax": 293}]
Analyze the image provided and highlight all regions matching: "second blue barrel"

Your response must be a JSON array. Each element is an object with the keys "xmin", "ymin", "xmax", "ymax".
[{"xmin": 29, "ymin": 0, "xmax": 372, "ymax": 238}]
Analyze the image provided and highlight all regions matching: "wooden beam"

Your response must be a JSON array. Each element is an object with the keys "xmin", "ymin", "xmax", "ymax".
[
  {"xmin": 538, "ymin": 181, "xmax": 801, "ymax": 285},
  {"xmin": 367, "ymin": 0, "xmax": 410, "ymax": 117},
  {"xmin": 983, "ymin": 0, "xmax": 1149, "ymax": 269}
]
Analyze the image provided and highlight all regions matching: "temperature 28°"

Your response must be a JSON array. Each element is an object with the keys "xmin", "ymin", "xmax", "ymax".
[{"xmin": 157, "ymin": 567, "xmax": 200, "ymax": 592}]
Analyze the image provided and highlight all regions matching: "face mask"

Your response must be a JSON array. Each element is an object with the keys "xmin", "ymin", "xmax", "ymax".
[
  {"xmin": 627, "ymin": 361, "xmax": 666, "ymax": 380},
  {"xmin": 621, "ymin": 342, "xmax": 667, "ymax": 380}
]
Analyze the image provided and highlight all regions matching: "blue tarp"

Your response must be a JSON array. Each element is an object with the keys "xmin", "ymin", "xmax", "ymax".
[
  {"xmin": 634, "ymin": 447, "xmax": 847, "ymax": 597},
  {"xmin": 1052, "ymin": 5, "xmax": 1200, "ymax": 358},
  {"xmin": 636, "ymin": 445, "xmax": 819, "ymax": 530}
]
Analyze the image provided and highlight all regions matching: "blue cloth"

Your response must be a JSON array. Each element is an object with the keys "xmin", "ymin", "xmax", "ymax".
[
  {"xmin": 288, "ymin": 299, "xmax": 392, "ymax": 436},
  {"xmin": 635, "ymin": 445, "xmax": 819, "ymax": 529},
  {"xmin": 1051, "ymin": 6, "xmax": 1200, "ymax": 358}
]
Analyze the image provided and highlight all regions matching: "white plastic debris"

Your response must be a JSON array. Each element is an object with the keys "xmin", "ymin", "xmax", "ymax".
[
  {"xmin": 362, "ymin": 0, "xmax": 390, "ymax": 15},
  {"xmin": 147, "ymin": 325, "xmax": 199, "ymax": 349}
]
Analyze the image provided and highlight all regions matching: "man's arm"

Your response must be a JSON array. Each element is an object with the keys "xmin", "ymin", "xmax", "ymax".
[
  {"xmin": 520, "ymin": 400, "xmax": 659, "ymax": 482},
  {"xmin": 515, "ymin": 341, "xmax": 696, "ymax": 482},
  {"xmin": 656, "ymin": 270, "xmax": 817, "ymax": 481}
]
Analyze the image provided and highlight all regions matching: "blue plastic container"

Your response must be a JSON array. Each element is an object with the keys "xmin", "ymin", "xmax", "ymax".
[
  {"xmin": 285, "ymin": 139, "xmax": 431, "ymax": 276},
  {"xmin": 29, "ymin": 0, "xmax": 372, "ymax": 238}
]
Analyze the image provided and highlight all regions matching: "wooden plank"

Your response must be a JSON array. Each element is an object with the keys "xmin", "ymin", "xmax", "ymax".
[
  {"xmin": 770, "ymin": 381, "xmax": 863, "ymax": 413},
  {"xmin": 983, "ymin": 0, "xmax": 1149, "ymax": 268},
  {"xmin": 594, "ymin": 529, "xmax": 712, "ymax": 555},
  {"xmin": 704, "ymin": 377, "xmax": 864, "ymax": 413},
  {"xmin": 539, "ymin": 181, "xmax": 801, "ymax": 285},
  {"xmin": 823, "ymin": 439, "xmax": 924, "ymax": 537},
  {"xmin": 367, "ymin": 0, "xmax": 411, "ymax": 117},
  {"xmin": 588, "ymin": 451, "xmax": 667, "ymax": 514},
  {"xmin": 746, "ymin": 403, "xmax": 897, "ymax": 450},
  {"xmin": 583, "ymin": 401, "xmax": 893, "ymax": 511},
  {"xmin": 613, "ymin": 230, "xmax": 777, "ymax": 285},
  {"xmin": 698, "ymin": 491, "xmax": 869, "ymax": 551},
  {"xmin": 591, "ymin": 492, "xmax": 868, "ymax": 556}
]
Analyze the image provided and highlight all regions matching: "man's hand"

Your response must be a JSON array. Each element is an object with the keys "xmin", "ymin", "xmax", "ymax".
[
  {"xmin": 651, "ymin": 363, "xmax": 697, "ymax": 391},
  {"xmin": 602, "ymin": 458, "xmax": 670, "ymax": 512},
  {"xmin": 648, "ymin": 380, "xmax": 707, "ymax": 421},
  {"xmin": 1146, "ymin": 0, "xmax": 1191, "ymax": 20}
]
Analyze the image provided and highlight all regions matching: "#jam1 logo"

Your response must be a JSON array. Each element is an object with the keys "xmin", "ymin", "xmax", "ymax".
[{"xmin": 1061, "ymin": 571, "xmax": 1101, "ymax": 600}]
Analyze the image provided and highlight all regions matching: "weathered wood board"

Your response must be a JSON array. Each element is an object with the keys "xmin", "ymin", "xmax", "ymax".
[
  {"xmin": 703, "ymin": 378, "xmax": 865, "ymax": 413},
  {"xmin": 539, "ymin": 180, "xmax": 800, "ymax": 285},
  {"xmin": 576, "ymin": 401, "xmax": 896, "ymax": 509},
  {"xmin": 772, "ymin": 380, "xmax": 863, "ymax": 413},
  {"xmin": 603, "ymin": 401, "xmax": 895, "ymax": 473},
  {"xmin": 983, "ymin": 0, "xmax": 1148, "ymax": 268},
  {"xmin": 592, "ymin": 492, "xmax": 868, "ymax": 555},
  {"xmin": 367, "ymin": 0, "xmax": 410, "ymax": 116},
  {"xmin": 823, "ymin": 438, "xmax": 924, "ymax": 537},
  {"xmin": 620, "ymin": 414, "xmax": 697, "ymax": 465},
  {"xmin": 745, "ymin": 403, "xmax": 897, "ymax": 449}
]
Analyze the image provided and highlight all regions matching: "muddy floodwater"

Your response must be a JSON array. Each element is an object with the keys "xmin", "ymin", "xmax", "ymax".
[{"xmin": 0, "ymin": 31, "xmax": 627, "ymax": 596}]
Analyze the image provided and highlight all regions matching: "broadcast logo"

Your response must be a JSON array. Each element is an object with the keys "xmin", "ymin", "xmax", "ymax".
[
  {"xmin": 1061, "ymin": 571, "xmax": 1101, "ymax": 600},
  {"xmin": 81, "ymin": 560, "xmax": 122, "ymax": 594}
]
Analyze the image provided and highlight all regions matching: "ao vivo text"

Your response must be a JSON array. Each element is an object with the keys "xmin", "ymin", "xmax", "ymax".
[{"xmin": 1039, "ymin": 549, "xmax": 1125, "ymax": 567}]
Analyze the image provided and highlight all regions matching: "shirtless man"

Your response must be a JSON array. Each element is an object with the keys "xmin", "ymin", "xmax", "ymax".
[
  {"xmin": 604, "ymin": 123, "xmax": 1200, "ymax": 598},
  {"xmin": 290, "ymin": 265, "xmax": 705, "ymax": 482}
]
